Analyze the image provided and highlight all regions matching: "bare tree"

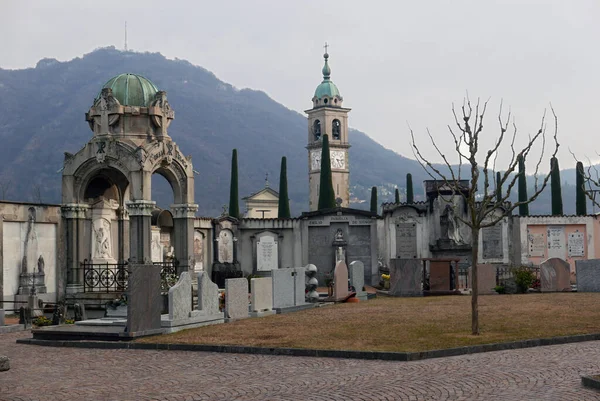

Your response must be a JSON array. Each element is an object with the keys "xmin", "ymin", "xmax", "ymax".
[{"xmin": 410, "ymin": 97, "xmax": 559, "ymax": 335}]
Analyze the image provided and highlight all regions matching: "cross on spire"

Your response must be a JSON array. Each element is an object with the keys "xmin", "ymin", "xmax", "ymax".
[
  {"xmin": 265, "ymin": 172, "xmax": 270, "ymax": 187},
  {"xmin": 324, "ymin": 42, "xmax": 329, "ymax": 54}
]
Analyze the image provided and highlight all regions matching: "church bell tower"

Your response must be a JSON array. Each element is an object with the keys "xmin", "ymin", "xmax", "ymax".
[{"xmin": 306, "ymin": 46, "xmax": 351, "ymax": 211}]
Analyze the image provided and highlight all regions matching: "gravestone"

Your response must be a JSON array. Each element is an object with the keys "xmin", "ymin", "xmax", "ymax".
[
  {"xmin": 482, "ymin": 225, "xmax": 503, "ymax": 259},
  {"xmin": 168, "ymin": 271, "xmax": 192, "ymax": 320},
  {"xmin": 396, "ymin": 223, "xmax": 417, "ymax": 258},
  {"xmin": 293, "ymin": 266, "xmax": 306, "ymax": 306},
  {"xmin": 576, "ymin": 259, "xmax": 600, "ymax": 292},
  {"xmin": 528, "ymin": 232, "xmax": 546, "ymax": 257},
  {"xmin": 334, "ymin": 261, "xmax": 349, "ymax": 301},
  {"xmin": 547, "ymin": 226, "xmax": 566, "ymax": 259},
  {"xmin": 468, "ymin": 264, "xmax": 497, "ymax": 295},
  {"xmin": 568, "ymin": 232, "xmax": 585, "ymax": 257},
  {"xmin": 257, "ymin": 235, "xmax": 278, "ymax": 271},
  {"xmin": 126, "ymin": 264, "xmax": 162, "ymax": 334},
  {"xmin": 73, "ymin": 303, "xmax": 87, "ymax": 322},
  {"xmin": 429, "ymin": 261, "xmax": 453, "ymax": 291},
  {"xmin": 197, "ymin": 272, "xmax": 219, "ymax": 315},
  {"xmin": 225, "ymin": 278, "xmax": 248, "ymax": 320},
  {"xmin": 349, "ymin": 261, "xmax": 367, "ymax": 301},
  {"xmin": 389, "ymin": 259, "xmax": 422, "ymax": 297},
  {"xmin": 272, "ymin": 268, "xmax": 296, "ymax": 309},
  {"xmin": 0, "ymin": 356, "xmax": 9, "ymax": 372},
  {"xmin": 218, "ymin": 229, "xmax": 234, "ymax": 263},
  {"xmin": 540, "ymin": 258, "xmax": 571, "ymax": 292},
  {"xmin": 250, "ymin": 277, "xmax": 274, "ymax": 317}
]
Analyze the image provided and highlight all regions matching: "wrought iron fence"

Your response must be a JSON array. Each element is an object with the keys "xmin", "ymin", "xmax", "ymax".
[
  {"xmin": 82, "ymin": 260, "xmax": 129, "ymax": 293},
  {"xmin": 457, "ymin": 266, "xmax": 470, "ymax": 290},
  {"xmin": 82, "ymin": 260, "xmax": 184, "ymax": 293}
]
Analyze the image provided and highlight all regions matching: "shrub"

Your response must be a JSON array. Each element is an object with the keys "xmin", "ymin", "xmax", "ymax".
[
  {"xmin": 494, "ymin": 285, "xmax": 506, "ymax": 294},
  {"xmin": 512, "ymin": 266, "xmax": 535, "ymax": 294},
  {"xmin": 32, "ymin": 316, "xmax": 53, "ymax": 326}
]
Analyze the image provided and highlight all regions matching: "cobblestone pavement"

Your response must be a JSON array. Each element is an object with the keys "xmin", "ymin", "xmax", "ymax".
[{"xmin": 1, "ymin": 331, "xmax": 600, "ymax": 401}]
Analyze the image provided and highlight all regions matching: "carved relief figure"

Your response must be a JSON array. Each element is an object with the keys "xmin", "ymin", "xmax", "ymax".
[
  {"xmin": 442, "ymin": 204, "xmax": 463, "ymax": 244},
  {"xmin": 334, "ymin": 228, "xmax": 344, "ymax": 242},
  {"xmin": 37, "ymin": 255, "xmax": 45, "ymax": 274},
  {"xmin": 92, "ymin": 219, "xmax": 112, "ymax": 259},
  {"xmin": 22, "ymin": 208, "xmax": 39, "ymax": 273},
  {"xmin": 218, "ymin": 229, "xmax": 234, "ymax": 263}
]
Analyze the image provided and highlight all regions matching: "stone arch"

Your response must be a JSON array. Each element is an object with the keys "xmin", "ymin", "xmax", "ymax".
[
  {"xmin": 74, "ymin": 161, "xmax": 130, "ymax": 205},
  {"xmin": 150, "ymin": 160, "xmax": 190, "ymax": 205}
]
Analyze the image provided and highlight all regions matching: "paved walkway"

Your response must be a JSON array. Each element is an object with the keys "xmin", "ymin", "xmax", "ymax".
[{"xmin": 1, "ymin": 331, "xmax": 600, "ymax": 400}]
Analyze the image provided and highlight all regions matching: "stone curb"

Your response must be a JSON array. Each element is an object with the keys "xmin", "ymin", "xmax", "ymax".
[
  {"xmin": 16, "ymin": 332, "xmax": 600, "ymax": 362},
  {"xmin": 0, "ymin": 325, "xmax": 27, "ymax": 335}
]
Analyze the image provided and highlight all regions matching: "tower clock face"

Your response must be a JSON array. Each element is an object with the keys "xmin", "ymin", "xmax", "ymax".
[
  {"xmin": 310, "ymin": 150, "xmax": 322, "ymax": 171},
  {"xmin": 331, "ymin": 150, "xmax": 345, "ymax": 169}
]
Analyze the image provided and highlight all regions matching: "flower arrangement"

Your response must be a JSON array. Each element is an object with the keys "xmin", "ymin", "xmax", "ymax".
[
  {"xmin": 381, "ymin": 274, "xmax": 390, "ymax": 290},
  {"xmin": 161, "ymin": 274, "xmax": 179, "ymax": 292}
]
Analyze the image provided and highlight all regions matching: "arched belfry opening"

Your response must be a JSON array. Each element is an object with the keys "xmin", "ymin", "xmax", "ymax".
[{"xmin": 61, "ymin": 73, "xmax": 197, "ymax": 297}]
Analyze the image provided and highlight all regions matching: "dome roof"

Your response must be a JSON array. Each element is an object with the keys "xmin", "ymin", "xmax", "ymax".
[
  {"xmin": 313, "ymin": 53, "xmax": 341, "ymax": 101},
  {"xmin": 97, "ymin": 73, "xmax": 159, "ymax": 107}
]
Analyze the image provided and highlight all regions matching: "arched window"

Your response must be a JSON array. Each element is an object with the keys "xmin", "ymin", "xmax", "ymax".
[
  {"xmin": 332, "ymin": 119, "xmax": 341, "ymax": 140},
  {"xmin": 313, "ymin": 120, "xmax": 321, "ymax": 140}
]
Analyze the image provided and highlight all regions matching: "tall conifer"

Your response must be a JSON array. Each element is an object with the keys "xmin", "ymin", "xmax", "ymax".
[
  {"xmin": 550, "ymin": 157, "xmax": 563, "ymax": 216},
  {"xmin": 395, "ymin": 188, "xmax": 400, "ymax": 203},
  {"xmin": 576, "ymin": 161, "xmax": 587, "ymax": 216},
  {"xmin": 518, "ymin": 155, "xmax": 529, "ymax": 216},
  {"xmin": 406, "ymin": 173, "xmax": 414, "ymax": 203},
  {"xmin": 496, "ymin": 171, "xmax": 502, "ymax": 203},
  {"xmin": 228, "ymin": 149, "xmax": 240, "ymax": 218},
  {"xmin": 278, "ymin": 156, "xmax": 291, "ymax": 218},
  {"xmin": 318, "ymin": 135, "xmax": 336, "ymax": 210},
  {"xmin": 370, "ymin": 186, "xmax": 378, "ymax": 214}
]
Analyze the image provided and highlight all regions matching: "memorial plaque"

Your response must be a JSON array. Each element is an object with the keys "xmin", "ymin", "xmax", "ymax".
[
  {"xmin": 568, "ymin": 232, "xmax": 585, "ymax": 257},
  {"xmin": 547, "ymin": 226, "xmax": 566, "ymax": 259},
  {"xmin": 528, "ymin": 232, "xmax": 546, "ymax": 257},
  {"xmin": 482, "ymin": 225, "xmax": 503, "ymax": 259},
  {"xmin": 257, "ymin": 235, "xmax": 278, "ymax": 271},
  {"xmin": 396, "ymin": 223, "xmax": 417, "ymax": 258}
]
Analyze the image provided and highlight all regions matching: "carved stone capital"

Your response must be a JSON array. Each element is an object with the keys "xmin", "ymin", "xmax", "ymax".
[
  {"xmin": 125, "ymin": 200, "xmax": 156, "ymax": 216},
  {"xmin": 171, "ymin": 203, "xmax": 199, "ymax": 219},
  {"xmin": 61, "ymin": 203, "xmax": 90, "ymax": 219}
]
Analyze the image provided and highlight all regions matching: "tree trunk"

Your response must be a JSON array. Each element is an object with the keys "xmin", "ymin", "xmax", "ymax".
[{"xmin": 471, "ymin": 226, "xmax": 480, "ymax": 335}]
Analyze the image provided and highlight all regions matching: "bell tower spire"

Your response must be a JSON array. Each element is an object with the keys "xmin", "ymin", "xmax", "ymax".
[{"xmin": 305, "ymin": 45, "xmax": 351, "ymax": 211}]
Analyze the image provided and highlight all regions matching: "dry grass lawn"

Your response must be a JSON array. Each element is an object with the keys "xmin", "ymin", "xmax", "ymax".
[{"xmin": 137, "ymin": 293, "xmax": 600, "ymax": 352}]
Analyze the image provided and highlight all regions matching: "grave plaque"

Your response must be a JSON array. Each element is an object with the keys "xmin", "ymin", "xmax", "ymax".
[
  {"xmin": 568, "ymin": 232, "xmax": 585, "ymax": 257},
  {"xmin": 547, "ymin": 226, "xmax": 566, "ymax": 259},
  {"xmin": 396, "ymin": 223, "xmax": 417, "ymax": 258},
  {"xmin": 482, "ymin": 225, "xmax": 503, "ymax": 259},
  {"xmin": 257, "ymin": 235, "xmax": 278, "ymax": 271},
  {"xmin": 528, "ymin": 233, "xmax": 546, "ymax": 257}
]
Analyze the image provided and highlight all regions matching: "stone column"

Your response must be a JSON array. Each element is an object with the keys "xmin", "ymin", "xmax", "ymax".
[
  {"xmin": 126, "ymin": 200, "xmax": 155, "ymax": 264},
  {"xmin": 117, "ymin": 206, "xmax": 129, "ymax": 263},
  {"xmin": 62, "ymin": 203, "xmax": 90, "ymax": 295},
  {"xmin": 171, "ymin": 203, "xmax": 198, "ymax": 274}
]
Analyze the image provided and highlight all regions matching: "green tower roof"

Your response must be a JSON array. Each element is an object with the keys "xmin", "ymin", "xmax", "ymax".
[
  {"xmin": 97, "ymin": 73, "xmax": 159, "ymax": 107},
  {"xmin": 314, "ymin": 53, "xmax": 341, "ymax": 100}
]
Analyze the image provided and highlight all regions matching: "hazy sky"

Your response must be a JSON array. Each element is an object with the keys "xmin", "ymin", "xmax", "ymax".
[{"xmin": 2, "ymin": 1, "xmax": 599, "ymax": 171}]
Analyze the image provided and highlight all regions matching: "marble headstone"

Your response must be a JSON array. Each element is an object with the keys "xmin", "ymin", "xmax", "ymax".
[
  {"xmin": 468, "ymin": 264, "xmax": 497, "ymax": 295},
  {"xmin": 540, "ymin": 258, "xmax": 571, "ymax": 292},
  {"xmin": 168, "ymin": 271, "xmax": 192, "ymax": 320},
  {"xmin": 334, "ymin": 261, "xmax": 349, "ymax": 301},
  {"xmin": 272, "ymin": 268, "xmax": 296, "ymax": 309},
  {"xmin": 126, "ymin": 264, "xmax": 162, "ymax": 334},
  {"xmin": 389, "ymin": 258, "xmax": 422, "ymax": 297},
  {"xmin": 251, "ymin": 277, "xmax": 273, "ymax": 313},
  {"xmin": 293, "ymin": 266, "xmax": 306, "ymax": 306},
  {"xmin": 349, "ymin": 261, "xmax": 367, "ymax": 301},
  {"xmin": 576, "ymin": 259, "xmax": 600, "ymax": 292},
  {"xmin": 197, "ymin": 272, "xmax": 219, "ymax": 315},
  {"xmin": 225, "ymin": 278, "xmax": 248, "ymax": 320},
  {"xmin": 257, "ymin": 235, "xmax": 278, "ymax": 271}
]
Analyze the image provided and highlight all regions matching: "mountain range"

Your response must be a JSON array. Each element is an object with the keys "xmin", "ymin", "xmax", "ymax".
[{"xmin": 0, "ymin": 47, "xmax": 589, "ymax": 216}]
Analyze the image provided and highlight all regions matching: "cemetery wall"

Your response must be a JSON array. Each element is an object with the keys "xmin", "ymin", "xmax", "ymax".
[
  {"xmin": 517, "ymin": 215, "xmax": 600, "ymax": 275},
  {"xmin": 0, "ymin": 202, "xmax": 63, "ymax": 305},
  {"xmin": 237, "ymin": 219, "xmax": 302, "ymax": 276}
]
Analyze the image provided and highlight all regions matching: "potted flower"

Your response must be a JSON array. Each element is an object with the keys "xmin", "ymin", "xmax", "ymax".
[{"xmin": 381, "ymin": 274, "xmax": 390, "ymax": 290}]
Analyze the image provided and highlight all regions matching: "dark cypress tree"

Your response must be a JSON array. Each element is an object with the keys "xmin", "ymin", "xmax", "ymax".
[
  {"xmin": 370, "ymin": 186, "xmax": 378, "ymax": 214},
  {"xmin": 277, "ymin": 156, "xmax": 291, "ymax": 218},
  {"xmin": 394, "ymin": 188, "xmax": 400, "ymax": 203},
  {"xmin": 550, "ymin": 157, "xmax": 563, "ymax": 216},
  {"xmin": 576, "ymin": 161, "xmax": 587, "ymax": 216},
  {"xmin": 406, "ymin": 173, "xmax": 414, "ymax": 203},
  {"xmin": 318, "ymin": 134, "xmax": 336, "ymax": 210},
  {"xmin": 496, "ymin": 171, "xmax": 502, "ymax": 203},
  {"xmin": 518, "ymin": 155, "xmax": 529, "ymax": 216},
  {"xmin": 228, "ymin": 149, "xmax": 240, "ymax": 218}
]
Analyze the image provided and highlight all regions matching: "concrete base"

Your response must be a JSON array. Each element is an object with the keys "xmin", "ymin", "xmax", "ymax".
[
  {"xmin": 356, "ymin": 291, "xmax": 368, "ymax": 301},
  {"xmin": 76, "ymin": 318, "xmax": 126, "ymax": 327},
  {"xmin": 31, "ymin": 324, "xmax": 164, "ymax": 341},
  {"xmin": 249, "ymin": 310, "xmax": 276, "ymax": 318},
  {"xmin": 0, "ymin": 324, "xmax": 26, "ymax": 334},
  {"xmin": 274, "ymin": 304, "xmax": 316, "ymax": 314}
]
